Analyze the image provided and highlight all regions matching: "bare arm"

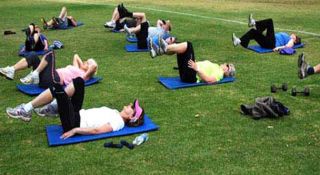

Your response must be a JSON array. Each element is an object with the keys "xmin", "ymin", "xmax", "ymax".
[
  {"xmin": 273, "ymin": 39, "xmax": 295, "ymax": 52},
  {"xmin": 157, "ymin": 19, "xmax": 164, "ymax": 28},
  {"xmin": 73, "ymin": 54, "xmax": 86, "ymax": 69},
  {"xmin": 43, "ymin": 39, "xmax": 49, "ymax": 51},
  {"xmin": 60, "ymin": 123, "xmax": 113, "ymax": 139},
  {"xmin": 82, "ymin": 63, "xmax": 97, "ymax": 80},
  {"xmin": 188, "ymin": 60, "xmax": 217, "ymax": 83}
]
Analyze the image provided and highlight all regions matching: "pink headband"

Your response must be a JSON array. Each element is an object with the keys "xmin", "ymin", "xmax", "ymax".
[{"xmin": 130, "ymin": 99, "xmax": 143, "ymax": 123}]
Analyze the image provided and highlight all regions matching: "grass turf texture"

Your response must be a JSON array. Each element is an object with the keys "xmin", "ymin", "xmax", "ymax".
[{"xmin": 1, "ymin": 0, "xmax": 320, "ymax": 174}]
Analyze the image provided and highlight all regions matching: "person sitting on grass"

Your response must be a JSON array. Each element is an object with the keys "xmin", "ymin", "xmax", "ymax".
[
  {"xmin": 298, "ymin": 52, "xmax": 320, "ymax": 79},
  {"xmin": 232, "ymin": 14, "xmax": 301, "ymax": 52},
  {"xmin": 150, "ymin": 40, "xmax": 236, "ymax": 83},
  {"xmin": 0, "ymin": 51, "xmax": 97, "ymax": 89},
  {"xmin": 41, "ymin": 6, "xmax": 78, "ymax": 29},
  {"xmin": 6, "ymin": 77, "xmax": 145, "ymax": 139},
  {"xmin": 121, "ymin": 10, "xmax": 174, "ymax": 50},
  {"xmin": 23, "ymin": 23, "xmax": 49, "ymax": 52}
]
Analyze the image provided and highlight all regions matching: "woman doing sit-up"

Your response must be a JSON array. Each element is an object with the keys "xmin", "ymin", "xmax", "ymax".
[
  {"xmin": 0, "ymin": 51, "xmax": 97, "ymax": 88},
  {"xmin": 232, "ymin": 14, "xmax": 301, "ymax": 52},
  {"xmin": 150, "ymin": 39, "xmax": 236, "ymax": 83},
  {"xmin": 6, "ymin": 77, "xmax": 144, "ymax": 139}
]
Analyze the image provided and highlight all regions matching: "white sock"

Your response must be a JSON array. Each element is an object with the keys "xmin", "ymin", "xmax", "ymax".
[
  {"xmin": 51, "ymin": 99, "xmax": 58, "ymax": 108},
  {"xmin": 9, "ymin": 66, "xmax": 15, "ymax": 72},
  {"xmin": 32, "ymin": 70, "xmax": 39, "ymax": 76},
  {"xmin": 23, "ymin": 102, "xmax": 34, "ymax": 112}
]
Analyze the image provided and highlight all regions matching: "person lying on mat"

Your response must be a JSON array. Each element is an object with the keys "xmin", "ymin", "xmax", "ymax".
[
  {"xmin": 23, "ymin": 23, "xmax": 49, "ymax": 52},
  {"xmin": 6, "ymin": 77, "xmax": 145, "ymax": 139},
  {"xmin": 0, "ymin": 51, "xmax": 97, "ymax": 88},
  {"xmin": 232, "ymin": 14, "xmax": 301, "ymax": 52},
  {"xmin": 41, "ymin": 6, "xmax": 78, "ymax": 30},
  {"xmin": 104, "ymin": 3, "xmax": 139, "ymax": 30},
  {"xmin": 121, "ymin": 10, "xmax": 175, "ymax": 49},
  {"xmin": 150, "ymin": 40, "xmax": 236, "ymax": 83},
  {"xmin": 297, "ymin": 53, "xmax": 320, "ymax": 79}
]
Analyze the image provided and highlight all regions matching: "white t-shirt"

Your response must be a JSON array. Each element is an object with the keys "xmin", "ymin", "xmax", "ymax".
[
  {"xmin": 79, "ymin": 107, "xmax": 125, "ymax": 132},
  {"xmin": 148, "ymin": 26, "xmax": 166, "ymax": 40}
]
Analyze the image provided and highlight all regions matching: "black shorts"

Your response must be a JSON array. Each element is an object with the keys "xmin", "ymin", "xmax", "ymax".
[
  {"xmin": 25, "ymin": 35, "xmax": 45, "ymax": 51},
  {"xmin": 67, "ymin": 18, "xmax": 73, "ymax": 26},
  {"xmin": 177, "ymin": 42, "xmax": 197, "ymax": 83},
  {"xmin": 136, "ymin": 22, "xmax": 149, "ymax": 49},
  {"xmin": 25, "ymin": 52, "xmax": 60, "ymax": 88}
]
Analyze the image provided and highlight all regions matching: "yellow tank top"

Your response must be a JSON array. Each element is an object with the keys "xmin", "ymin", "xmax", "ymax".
[{"xmin": 196, "ymin": 60, "xmax": 224, "ymax": 83}]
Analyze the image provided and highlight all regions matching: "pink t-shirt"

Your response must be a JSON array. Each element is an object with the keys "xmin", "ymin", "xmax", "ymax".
[{"xmin": 57, "ymin": 65, "xmax": 86, "ymax": 85}]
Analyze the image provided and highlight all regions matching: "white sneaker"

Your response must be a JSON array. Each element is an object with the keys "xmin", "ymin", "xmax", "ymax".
[
  {"xmin": 34, "ymin": 100, "xmax": 58, "ymax": 117},
  {"xmin": 248, "ymin": 13, "xmax": 256, "ymax": 28},
  {"xmin": 158, "ymin": 35, "xmax": 168, "ymax": 55},
  {"xmin": 20, "ymin": 71, "xmax": 39, "ymax": 85},
  {"xmin": 6, "ymin": 104, "xmax": 32, "ymax": 122},
  {"xmin": 149, "ymin": 38, "xmax": 158, "ymax": 58},
  {"xmin": 298, "ymin": 53, "xmax": 309, "ymax": 79},
  {"xmin": 0, "ymin": 66, "xmax": 15, "ymax": 80},
  {"xmin": 104, "ymin": 21, "xmax": 115, "ymax": 28},
  {"xmin": 232, "ymin": 33, "xmax": 241, "ymax": 47},
  {"xmin": 124, "ymin": 25, "xmax": 131, "ymax": 35}
]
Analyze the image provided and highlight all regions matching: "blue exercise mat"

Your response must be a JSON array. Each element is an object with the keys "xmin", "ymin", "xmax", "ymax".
[
  {"xmin": 159, "ymin": 76, "xmax": 235, "ymax": 89},
  {"xmin": 125, "ymin": 44, "xmax": 149, "ymax": 52},
  {"xmin": 18, "ymin": 45, "xmax": 53, "ymax": 57},
  {"xmin": 247, "ymin": 43, "xmax": 304, "ymax": 53},
  {"xmin": 126, "ymin": 35, "xmax": 137, "ymax": 43},
  {"xmin": 46, "ymin": 115, "xmax": 159, "ymax": 146},
  {"xmin": 50, "ymin": 21, "xmax": 84, "ymax": 30},
  {"xmin": 16, "ymin": 77, "xmax": 102, "ymax": 96}
]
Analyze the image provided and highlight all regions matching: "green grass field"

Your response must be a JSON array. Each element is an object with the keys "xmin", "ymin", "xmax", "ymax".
[{"xmin": 0, "ymin": 0, "xmax": 320, "ymax": 174}]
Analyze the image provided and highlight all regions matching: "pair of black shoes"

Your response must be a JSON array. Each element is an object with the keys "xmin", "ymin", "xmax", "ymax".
[
  {"xmin": 104, "ymin": 140, "xmax": 134, "ymax": 149},
  {"xmin": 118, "ymin": 3, "xmax": 130, "ymax": 19}
]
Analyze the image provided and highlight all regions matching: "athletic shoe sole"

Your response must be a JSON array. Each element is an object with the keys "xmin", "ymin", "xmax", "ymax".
[
  {"xmin": 6, "ymin": 109, "xmax": 31, "ymax": 122},
  {"xmin": 0, "ymin": 70, "xmax": 13, "ymax": 80}
]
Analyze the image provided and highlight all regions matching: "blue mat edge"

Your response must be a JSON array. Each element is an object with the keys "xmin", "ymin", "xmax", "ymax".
[
  {"xmin": 158, "ymin": 76, "xmax": 236, "ymax": 90},
  {"xmin": 46, "ymin": 115, "xmax": 159, "ymax": 146},
  {"xmin": 125, "ymin": 44, "xmax": 149, "ymax": 52},
  {"xmin": 126, "ymin": 36, "xmax": 137, "ymax": 43}
]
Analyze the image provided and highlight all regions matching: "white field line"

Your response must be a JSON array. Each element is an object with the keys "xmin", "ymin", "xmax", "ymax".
[{"xmin": 46, "ymin": 0, "xmax": 320, "ymax": 37}]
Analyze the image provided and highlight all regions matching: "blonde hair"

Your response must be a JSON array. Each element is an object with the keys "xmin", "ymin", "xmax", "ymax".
[{"xmin": 87, "ymin": 58, "xmax": 98, "ymax": 75}]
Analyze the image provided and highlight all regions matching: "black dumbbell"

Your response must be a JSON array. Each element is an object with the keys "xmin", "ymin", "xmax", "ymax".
[
  {"xmin": 271, "ymin": 83, "xmax": 288, "ymax": 93},
  {"xmin": 291, "ymin": 87, "xmax": 310, "ymax": 96}
]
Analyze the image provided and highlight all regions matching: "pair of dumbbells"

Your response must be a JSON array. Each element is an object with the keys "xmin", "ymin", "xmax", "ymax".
[
  {"xmin": 271, "ymin": 83, "xmax": 288, "ymax": 93},
  {"xmin": 271, "ymin": 83, "xmax": 310, "ymax": 96},
  {"xmin": 291, "ymin": 87, "xmax": 310, "ymax": 96}
]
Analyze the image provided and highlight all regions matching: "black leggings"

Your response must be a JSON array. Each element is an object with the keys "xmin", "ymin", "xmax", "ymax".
[
  {"xmin": 136, "ymin": 22, "xmax": 149, "ymax": 49},
  {"xmin": 240, "ymin": 18, "xmax": 276, "ymax": 49},
  {"xmin": 50, "ymin": 77, "xmax": 85, "ymax": 132},
  {"xmin": 25, "ymin": 35, "xmax": 45, "ymax": 51},
  {"xmin": 25, "ymin": 51, "xmax": 60, "ymax": 88},
  {"xmin": 177, "ymin": 42, "xmax": 197, "ymax": 83}
]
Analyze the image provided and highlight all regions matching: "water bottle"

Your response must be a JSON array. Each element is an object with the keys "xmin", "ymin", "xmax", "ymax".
[{"xmin": 132, "ymin": 133, "xmax": 149, "ymax": 146}]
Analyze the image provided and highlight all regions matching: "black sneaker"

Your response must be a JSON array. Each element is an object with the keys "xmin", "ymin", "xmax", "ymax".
[{"xmin": 4, "ymin": 30, "xmax": 16, "ymax": 35}]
